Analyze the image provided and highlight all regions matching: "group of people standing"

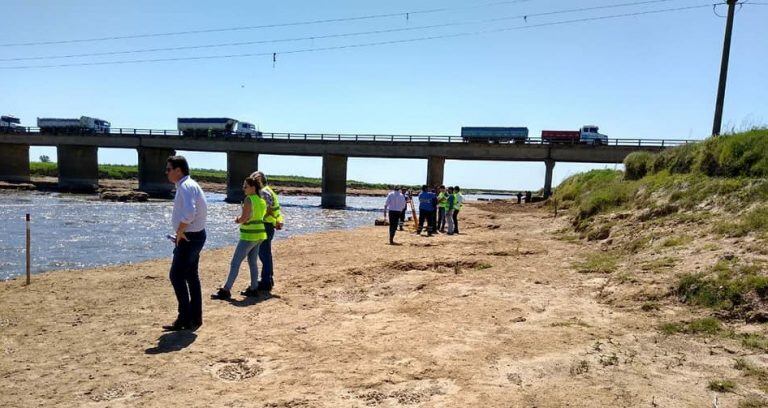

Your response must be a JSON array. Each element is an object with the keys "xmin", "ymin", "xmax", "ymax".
[
  {"xmin": 384, "ymin": 184, "xmax": 464, "ymax": 245},
  {"xmin": 162, "ymin": 155, "xmax": 284, "ymax": 332}
]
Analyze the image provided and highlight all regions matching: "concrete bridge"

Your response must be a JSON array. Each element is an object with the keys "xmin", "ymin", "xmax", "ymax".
[{"xmin": 0, "ymin": 128, "xmax": 692, "ymax": 207}]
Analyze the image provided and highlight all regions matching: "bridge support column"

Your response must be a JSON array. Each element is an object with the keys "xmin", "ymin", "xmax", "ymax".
[
  {"xmin": 544, "ymin": 159, "xmax": 556, "ymax": 199},
  {"xmin": 57, "ymin": 145, "xmax": 99, "ymax": 192},
  {"xmin": 426, "ymin": 156, "xmax": 445, "ymax": 187},
  {"xmin": 0, "ymin": 144, "xmax": 30, "ymax": 183},
  {"xmin": 226, "ymin": 151, "xmax": 259, "ymax": 203},
  {"xmin": 138, "ymin": 147, "xmax": 175, "ymax": 198},
  {"xmin": 321, "ymin": 154, "xmax": 347, "ymax": 209}
]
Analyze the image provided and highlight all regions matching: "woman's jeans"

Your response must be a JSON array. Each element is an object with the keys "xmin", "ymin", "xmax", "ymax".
[
  {"xmin": 446, "ymin": 210, "xmax": 455, "ymax": 234},
  {"xmin": 224, "ymin": 239, "xmax": 262, "ymax": 291}
]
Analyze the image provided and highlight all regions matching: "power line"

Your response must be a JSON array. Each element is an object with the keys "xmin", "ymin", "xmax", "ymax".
[
  {"xmin": 0, "ymin": 0, "xmax": 537, "ymax": 47},
  {"xmin": 0, "ymin": 0, "xmax": 694, "ymax": 62},
  {"xmin": 0, "ymin": 4, "xmax": 719, "ymax": 70}
]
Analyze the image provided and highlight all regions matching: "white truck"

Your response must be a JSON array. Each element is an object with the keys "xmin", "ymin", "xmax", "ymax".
[
  {"xmin": 177, "ymin": 117, "xmax": 261, "ymax": 138},
  {"xmin": 1, "ymin": 115, "xmax": 22, "ymax": 132},
  {"xmin": 37, "ymin": 116, "xmax": 111, "ymax": 134},
  {"xmin": 578, "ymin": 125, "xmax": 609, "ymax": 145}
]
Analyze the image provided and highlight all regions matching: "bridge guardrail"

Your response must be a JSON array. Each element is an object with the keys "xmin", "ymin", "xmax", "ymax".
[{"xmin": 0, "ymin": 126, "xmax": 697, "ymax": 147}]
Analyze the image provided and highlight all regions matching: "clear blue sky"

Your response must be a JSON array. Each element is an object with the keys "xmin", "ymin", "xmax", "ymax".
[{"xmin": 1, "ymin": 0, "xmax": 766, "ymax": 190}]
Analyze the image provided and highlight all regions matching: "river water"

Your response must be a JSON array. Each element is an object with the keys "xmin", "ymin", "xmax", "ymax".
[
  {"xmin": 0, "ymin": 191, "xmax": 507, "ymax": 280},
  {"xmin": 0, "ymin": 191, "xmax": 387, "ymax": 280}
]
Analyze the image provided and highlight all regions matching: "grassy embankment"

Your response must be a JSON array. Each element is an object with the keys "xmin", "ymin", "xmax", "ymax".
[
  {"xmin": 29, "ymin": 162, "xmax": 397, "ymax": 190},
  {"xmin": 553, "ymin": 128, "xmax": 768, "ymax": 401}
]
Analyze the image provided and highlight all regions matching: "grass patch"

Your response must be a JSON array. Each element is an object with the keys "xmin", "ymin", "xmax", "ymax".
[
  {"xmin": 574, "ymin": 252, "xmax": 620, "ymax": 274},
  {"xmin": 659, "ymin": 317, "xmax": 723, "ymax": 335},
  {"xmin": 623, "ymin": 235, "xmax": 653, "ymax": 253},
  {"xmin": 687, "ymin": 317, "xmax": 723, "ymax": 334},
  {"xmin": 740, "ymin": 333, "xmax": 768, "ymax": 352},
  {"xmin": 550, "ymin": 318, "xmax": 590, "ymax": 328},
  {"xmin": 708, "ymin": 379, "xmax": 736, "ymax": 393},
  {"xmin": 660, "ymin": 322, "xmax": 684, "ymax": 335},
  {"xmin": 734, "ymin": 358, "xmax": 768, "ymax": 394},
  {"xmin": 676, "ymin": 260, "xmax": 768, "ymax": 311},
  {"xmin": 661, "ymin": 235, "xmax": 694, "ymax": 248},
  {"xmin": 639, "ymin": 257, "xmax": 678, "ymax": 273},
  {"xmin": 641, "ymin": 302, "xmax": 660, "ymax": 312},
  {"xmin": 739, "ymin": 397, "xmax": 768, "ymax": 408},
  {"xmin": 624, "ymin": 151, "xmax": 656, "ymax": 180},
  {"xmin": 714, "ymin": 206, "xmax": 768, "ymax": 237}
]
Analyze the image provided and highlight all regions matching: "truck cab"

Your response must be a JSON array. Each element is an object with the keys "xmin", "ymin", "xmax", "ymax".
[
  {"xmin": 1, "ymin": 115, "xmax": 21, "ymax": 132},
  {"xmin": 579, "ymin": 125, "xmax": 608, "ymax": 145},
  {"xmin": 234, "ymin": 121, "xmax": 262, "ymax": 138}
]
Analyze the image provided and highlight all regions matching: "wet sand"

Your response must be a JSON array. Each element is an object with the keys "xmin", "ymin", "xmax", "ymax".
[{"xmin": 0, "ymin": 203, "xmax": 752, "ymax": 407}]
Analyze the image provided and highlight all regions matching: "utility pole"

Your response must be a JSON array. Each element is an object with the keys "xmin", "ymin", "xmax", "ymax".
[{"xmin": 712, "ymin": 0, "xmax": 739, "ymax": 136}]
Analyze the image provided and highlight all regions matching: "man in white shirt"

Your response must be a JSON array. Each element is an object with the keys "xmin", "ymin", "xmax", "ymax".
[
  {"xmin": 384, "ymin": 186, "xmax": 407, "ymax": 245},
  {"xmin": 163, "ymin": 156, "xmax": 208, "ymax": 331}
]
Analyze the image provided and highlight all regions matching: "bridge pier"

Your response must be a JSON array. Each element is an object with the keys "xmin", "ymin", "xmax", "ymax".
[
  {"xmin": 138, "ymin": 147, "xmax": 175, "ymax": 198},
  {"xmin": 0, "ymin": 144, "xmax": 30, "ymax": 183},
  {"xmin": 57, "ymin": 145, "xmax": 99, "ymax": 192},
  {"xmin": 426, "ymin": 156, "xmax": 445, "ymax": 187},
  {"xmin": 226, "ymin": 151, "xmax": 259, "ymax": 203},
  {"xmin": 544, "ymin": 159, "xmax": 556, "ymax": 198},
  {"xmin": 321, "ymin": 154, "xmax": 347, "ymax": 209}
]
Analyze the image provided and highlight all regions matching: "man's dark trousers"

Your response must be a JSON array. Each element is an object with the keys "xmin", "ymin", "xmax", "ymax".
[
  {"xmin": 169, "ymin": 230, "xmax": 206, "ymax": 326},
  {"xmin": 258, "ymin": 222, "xmax": 275, "ymax": 290},
  {"xmin": 388, "ymin": 210, "xmax": 401, "ymax": 242},
  {"xmin": 452, "ymin": 210, "xmax": 460, "ymax": 234},
  {"xmin": 417, "ymin": 210, "xmax": 435, "ymax": 235}
]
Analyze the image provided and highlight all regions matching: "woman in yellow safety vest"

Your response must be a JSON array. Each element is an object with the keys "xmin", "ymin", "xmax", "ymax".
[{"xmin": 211, "ymin": 176, "xmax": 268, "ymax": 300}]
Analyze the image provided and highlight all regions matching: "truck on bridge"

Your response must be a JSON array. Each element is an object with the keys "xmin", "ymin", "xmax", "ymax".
[
  {"xmin": 461, "ymin": 126, "xmax": 529, "ymax": 144},
  {"xmin": 37, "ymin": 116, "xmax": 111, "ymax": 134},
  {"xmin": 177, "ymin": 117, "xmax": 261, "ymax": 138},
  {"xmin": 0, "ymin": 115, "xmax": 22, "ymax": 132},
  {"xmin": 541, "ymin": 125, "xmax": 608, "ymax": 145}
]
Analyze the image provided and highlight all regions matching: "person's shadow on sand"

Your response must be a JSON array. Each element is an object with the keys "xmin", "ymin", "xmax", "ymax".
[
  {"xmin": 145, "ymin": 331, "xmax": 197, "ymax": 354},
  {"xmin": 226, "ymin": 293, "xmax": 280, "ymax": 308}
]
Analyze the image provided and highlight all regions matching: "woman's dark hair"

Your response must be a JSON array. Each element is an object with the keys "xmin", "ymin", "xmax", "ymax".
[
  {"xmin": 167, "ymin": 156, "xmax": 190, "ymax": 176},
  {"xmin": 245, "ymin": 176, "xmax": 264, "ymax": 191}
]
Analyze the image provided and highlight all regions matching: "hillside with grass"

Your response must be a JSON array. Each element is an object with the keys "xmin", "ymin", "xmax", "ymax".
[
  {"xmin": 552, "ymin": 129, "xmax": 768, "ymax": 400},
  {"xmin": 550, "ymin": 129, "xmax": 768, "ymax": 406}
]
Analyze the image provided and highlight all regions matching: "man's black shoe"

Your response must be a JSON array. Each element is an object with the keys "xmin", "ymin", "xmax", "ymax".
[
  {"xmin": 240, "ymin": 287, "xmax": 259, "ymax": 297},
  {"xmin": 211, "ymin": 288, "xmax": 231, "ymax": 300},
  {"xmin": 162, "ymin": 320, "xmax": 189, "ymax": 331}
]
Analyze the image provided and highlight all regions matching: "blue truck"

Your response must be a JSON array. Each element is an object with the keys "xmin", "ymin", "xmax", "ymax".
[{"xmin": 461, "ymin": 127, "xmax": 529, "ymax": 144}]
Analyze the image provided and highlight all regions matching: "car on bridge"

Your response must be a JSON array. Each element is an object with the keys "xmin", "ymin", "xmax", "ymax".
[
  {"xmin": 541, "ymin": 125, "xmax": 608, "ymax": 145},
  {"xmin": 177, "ymin": 117, "xmax": 262, "ymax": 138},
  {"xmin": 461, "ymin": 126, "xmax": 529, "ymax": 144},
  {"xmin": 1, "ymin": 115, "xmax": 22, "ymax": 133},
  {"xmin": 37, "ymin": 116, "xmax": 111, "ymax": 134}
]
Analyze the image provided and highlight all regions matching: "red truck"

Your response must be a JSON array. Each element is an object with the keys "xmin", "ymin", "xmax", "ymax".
[
  {"xmin": 541, "ymin": 130, "xmax": 580, "ymax": 143},
  {"xmin": 541, "ymin": 125, "xmax": 608, "ymax": 145}
]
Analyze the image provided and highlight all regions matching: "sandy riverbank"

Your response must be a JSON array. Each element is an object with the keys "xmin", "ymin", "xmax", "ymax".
[{"xmin": 0, "ymin": 203, "xmax": 756, "ymax": 407}]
